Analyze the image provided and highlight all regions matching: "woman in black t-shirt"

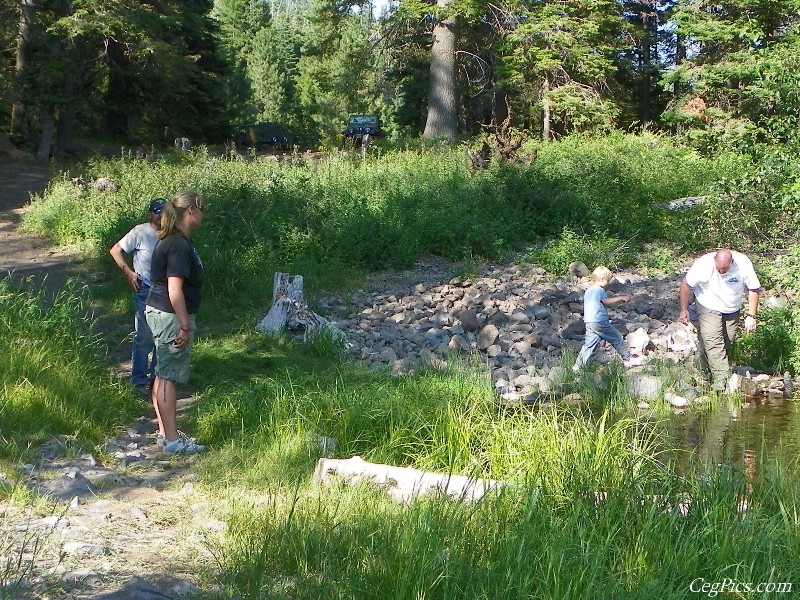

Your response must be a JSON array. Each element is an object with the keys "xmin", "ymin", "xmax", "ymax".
[{"xmin": 144, "ymin": 190, "xmax": 206, "ymax": 455}]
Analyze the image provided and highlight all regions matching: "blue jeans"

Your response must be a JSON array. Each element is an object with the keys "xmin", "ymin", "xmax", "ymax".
[
  {"xmin": 131, "ymin": 283, "xmax": 156, "ymax": 385},
  {"xmin": 575, "ymin": 320, "xmax": 631, "ymax": 368}
]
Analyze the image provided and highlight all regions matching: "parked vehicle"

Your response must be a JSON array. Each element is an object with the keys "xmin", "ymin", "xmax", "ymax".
[
  {"xmin": 234, "ymin": 123, "xmax": 291, "ymax": 150},
  {"xmin": 343, "ymin": 115, "xmax": 381, "ymax": 145}
]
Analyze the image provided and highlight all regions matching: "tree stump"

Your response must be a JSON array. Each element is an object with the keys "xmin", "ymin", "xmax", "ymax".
[
  {"xmin": 314, "ymin": 455, "xmax": 504, "ymax": 503},
  {"xmin": 256, "ymin": 272, "xmax": 331, "ymax": 341}
]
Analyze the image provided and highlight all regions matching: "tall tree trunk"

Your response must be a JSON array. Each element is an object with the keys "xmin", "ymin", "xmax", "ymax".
[
  {"xmin": 492, "ymin": 86, "xmax": 508, "ymax": 126},
  {"xmin": 103, "ymin": 37, "xmax": 131, "ymax": 138},
  {"xmin": 422, "ymin": 0, "xmax": 457, "ymax": 141},
  {"xmin": 37, "ymin": 109, "xmax": 54, "ymax": 162},
  {"xmin": 639, "ymin": 25, "xmax": 652, "ymax": 123},
  {"xmin": 638, "ymin": 2, "xmax": 659, "ymax": 124},
  {"xmin": 10, "ymin": 0, "xmax": 36, "ymax": 140},
  {"xmin": 542, "ymin": 76, "xmax": 551, "ymax": 141}
]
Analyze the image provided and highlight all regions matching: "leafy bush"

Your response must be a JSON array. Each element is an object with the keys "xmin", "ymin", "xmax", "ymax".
[
  {"xmin": 732, "ymin": 308, "xmax": 797, "ymax": 374},
  {"xmin": 698, "ymin": 145, "xmax": 800, "ymax": 251},
  {"xmin": 529, "ymin": 227, "xmax": 635, "ymax": 274}
]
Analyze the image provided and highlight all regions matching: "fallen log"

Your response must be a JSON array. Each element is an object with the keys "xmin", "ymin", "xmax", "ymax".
[
  {"xmin": 314, "ymin": 456, "xmax": 504, "ymax": 503},
  {"xmin": 663, "ymin": 196, "xmax": 706, "ymax": 211},
  {"xmin": 315, "ymin": 457, "xmax": 752, "ymax": 516}
]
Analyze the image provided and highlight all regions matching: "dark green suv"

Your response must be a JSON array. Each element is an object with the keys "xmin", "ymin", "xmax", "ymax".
[
  {"xmin": 234, "ymin": 123, "xmax": 291, "ymax": 150},
  {"xmin": 343, "ymin": 115, "xmax": 381, "ymax": 144}
]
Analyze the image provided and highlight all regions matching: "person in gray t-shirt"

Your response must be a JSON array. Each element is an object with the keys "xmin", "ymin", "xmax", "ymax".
[{"xmin": 109, "ymin": 198, "xmax": 165, "ymax": 388}]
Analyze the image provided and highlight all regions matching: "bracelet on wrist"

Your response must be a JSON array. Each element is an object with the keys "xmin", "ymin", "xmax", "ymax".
[
  {"xmin": 745, "ymin": 313, "xmax": 756, "ymax": 319},
  {"xmin": 180, "ymin": 326, "xmax": 191, "ymax": 332}
]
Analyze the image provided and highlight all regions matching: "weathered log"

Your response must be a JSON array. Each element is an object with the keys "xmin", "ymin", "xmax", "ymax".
[
  {"xmin": 315, "ymin": 457, "xmax": 751, "ymax": 516},
  {"xmin": 256, "ymin": 272, "xmax": 332, "ymax": 341},
  {"xmin": 663, "ymin": 196, "xmax": 706, "ymax": 211},
  {"xmin": 314, "ymin": 455, "xmax": 504, "ymax": 503}
]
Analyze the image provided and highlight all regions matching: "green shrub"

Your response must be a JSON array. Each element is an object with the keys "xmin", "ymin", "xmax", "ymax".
[
  {"xmin": 528, "ymin": 227, "xmax": 635, "ymax": 274},
  {"xmin": 732, "ymin": 308, "xmax": 798, "ymax": 375}
]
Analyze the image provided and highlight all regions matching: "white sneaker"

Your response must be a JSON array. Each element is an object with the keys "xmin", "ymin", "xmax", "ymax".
[
  {"xmin": 156, "ymin": 430, "xmax": 195, "ymax": 447},
  {"xmin": 623, "ymin": 354, "xmax": 645, "ymax": 368},
  {"xmin": 163, "ymin": 436, "xmax": 205, "ymax": 455}
]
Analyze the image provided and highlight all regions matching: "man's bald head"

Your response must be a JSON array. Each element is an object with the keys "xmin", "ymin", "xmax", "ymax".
[{"xmin": 714, "ymin": 249, "xmax": 733, "ymax": 274}]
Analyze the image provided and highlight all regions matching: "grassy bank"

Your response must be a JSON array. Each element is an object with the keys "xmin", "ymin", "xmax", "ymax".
[{"xmin": 213, "ymin": 466, "xmax": 799, "ymax": 599}]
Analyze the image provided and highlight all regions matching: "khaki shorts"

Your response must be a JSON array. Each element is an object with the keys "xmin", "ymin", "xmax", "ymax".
[{"xmin": 144, "ymin": 307, "xmax": 196, "ymax": 384}]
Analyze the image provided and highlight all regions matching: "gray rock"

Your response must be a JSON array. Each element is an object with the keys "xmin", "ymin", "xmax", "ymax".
[
  {"xmin": 625, "ymin": 328, "xmax": 651, "ymax": 354},
  {"xmin": 477, "ymin": 324, "xmax": 500, "ymax": 350},
  {"xmin": 532, "ymin": 305, "xmax": 551, "ymax": 320},
  {"xmin": 61, "ymin": 540, "xmax": 108, "ymax": 556},
  {"xmin": 38, "ymin": 471, "xmax": 94, "ymax": 500},
  {"xmin": 448, "ymin": 335, "xmax": 470, "ymax": 353},
  {"xmin": 125, "ymin": 576, "xmax": 175, "ymax": 599},
  {"xmin": 419, "ymin": 348, "xmax": 436, "ymax": 366},
  {"xmin": 378, "ymin": 347, "xmax": 398, "ymax": 363},
  {"xmin": 513, "ymin": 340, "xmax": 532, "ymax": 355},
  {"xmin": 568, "ymin": 261, "xmax": 589, "ymax": 278},
  {"xmin": 665, "ymin": 392, "xmax": 689, "ymax": 408},
  {"xmin": 561, "ymin": 319, "xmax": 585, "ymax": 338},
  {"xmin": 510, "ymin": 311, "xmax": 530, "ymax": 324},
  {"xmin": 456, "ymin": 309, "xmax": 482, "ymax": 332},
  {"xmin": 766, "ymin": 294, "xmax": 789, "ymax": 309},
  {"xmin": 628, "ymin": 373, "xmax": 664, "ymax": 400}
]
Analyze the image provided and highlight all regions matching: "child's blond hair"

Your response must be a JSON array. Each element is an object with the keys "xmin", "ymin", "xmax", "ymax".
[{"xmin": 591, "ymin": 266, "xmax": 613, "ymax": 283}]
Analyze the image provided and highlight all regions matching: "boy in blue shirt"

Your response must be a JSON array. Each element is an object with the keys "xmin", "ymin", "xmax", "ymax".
[{"xmin": 573, "ymin": 266, "xmax": 644, "ymax": 372}]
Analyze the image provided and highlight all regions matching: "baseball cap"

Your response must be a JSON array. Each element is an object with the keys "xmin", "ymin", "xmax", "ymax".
[{"xmin": 149, "ymin": 198, "xmax": 166, "ymax": 214}]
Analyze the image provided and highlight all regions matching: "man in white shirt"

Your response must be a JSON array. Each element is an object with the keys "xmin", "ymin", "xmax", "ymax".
[
  {"xmin": 109, "ymin": 198, "xmax": 164, "ymax": 389},
  {"xmin": 678, "ymin": 249, "xmax": 761, "ymax": 392}
]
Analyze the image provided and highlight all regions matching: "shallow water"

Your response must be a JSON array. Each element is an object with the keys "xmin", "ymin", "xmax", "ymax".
[{"xmin": 666, "ymin": 394, "xmax": 800, "ymax": 473}]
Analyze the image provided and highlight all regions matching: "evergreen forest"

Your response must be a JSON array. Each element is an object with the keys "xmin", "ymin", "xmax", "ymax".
[{"xmin": 2, "ymin": 0, "xmax": 799, "ymax": 152}]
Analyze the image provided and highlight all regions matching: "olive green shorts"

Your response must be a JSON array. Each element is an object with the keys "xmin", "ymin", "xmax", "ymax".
[{"xmin": 144, "ymin": 307, "xmax": 196, "ymax": 384}]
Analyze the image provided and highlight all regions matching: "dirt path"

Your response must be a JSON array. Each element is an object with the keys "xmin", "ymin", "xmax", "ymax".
[
  {"xmin": 0, "ymin": 149, "xmax": 86, "ymax": 291},
  {"xmin": 1, "ymin": 145, "xmax": 217, "ymax": 599}
]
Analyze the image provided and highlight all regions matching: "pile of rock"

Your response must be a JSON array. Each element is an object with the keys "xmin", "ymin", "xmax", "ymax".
[{"xmin": 321, "ymin": 260, "xmax": 794, "ymax": 406}]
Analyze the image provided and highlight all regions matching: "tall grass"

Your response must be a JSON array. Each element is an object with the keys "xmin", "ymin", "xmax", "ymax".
[
  {"xmin": 0, "ymin": 278, "xmax": 138, "ymax": 460},
  {"xmin": 183, "ymin": 330, "xmax": 798, "ymax": 598},
  {"xmin": 22, "ymin": 135, "xmax": 733, "ymax": 329},
  {"xmin": 211, "ymin": 427, "xmax": 799, "ymax": 599}
]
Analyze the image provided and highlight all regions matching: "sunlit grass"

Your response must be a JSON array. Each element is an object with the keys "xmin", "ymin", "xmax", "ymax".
[{"xmin": 0, "ymin": 279, "xmax": 139, "ymax": 461}]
